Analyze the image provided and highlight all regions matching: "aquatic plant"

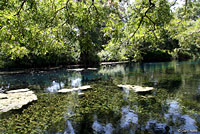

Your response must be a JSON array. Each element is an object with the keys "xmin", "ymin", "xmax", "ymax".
[
  {"xmin": 0, "ymin": 93, "xmax": 71, "ymax": 133},
  {"xmin": 0, "ymin": 80, "xmax": 200, "ymax": 133}
]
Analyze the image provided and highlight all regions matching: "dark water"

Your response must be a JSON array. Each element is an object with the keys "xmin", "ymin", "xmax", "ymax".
[{"xmin": 1, "ymin": 60, "xmax": 200, "ymax": 134}]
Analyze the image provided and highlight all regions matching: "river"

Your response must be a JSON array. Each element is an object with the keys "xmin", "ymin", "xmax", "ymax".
[{"xmin": 1, "ymin": 60, "xmax": 200, "ymax": 134}]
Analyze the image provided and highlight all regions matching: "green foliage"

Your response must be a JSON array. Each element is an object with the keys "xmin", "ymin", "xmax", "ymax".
[
  {"xmin": 0, "ymin": 0, "xmax": 109, "ymax": 67},
  {"xmin": 0, "ymin": 0, "xmax": 200, "ymax": 68},
  {"xmin": 98, "ymin": 41, "xmax": 128, "ymax": 62},
  {"xmin": 166, "ymin": 1, "xmax": 200, "ymax": 59}
]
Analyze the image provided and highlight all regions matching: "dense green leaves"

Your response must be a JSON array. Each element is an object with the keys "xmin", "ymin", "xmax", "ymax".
[{"xmin": 0, "ymin": 0, "xmax": 199, "ymax": 68}]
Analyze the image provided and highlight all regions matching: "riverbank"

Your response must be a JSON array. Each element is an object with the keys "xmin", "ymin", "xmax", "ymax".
[
  {"xmin": 0, "ymin": 59, "xmax": 195, "ymax": 75},
  {"xmin": 0, "ymin": 61, "xmax": 130, "ymax": 75}
]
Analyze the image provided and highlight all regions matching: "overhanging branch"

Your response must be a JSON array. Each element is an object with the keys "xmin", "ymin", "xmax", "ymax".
[
  {"xmin": 88, "ymin": 0, "xmax": 99, "ymax": 14},
  {"xmin": 15, "ymin": 0, "xmax": 27, "ymax": 16},
  {"xmin": 170, "ymin": 0, "xmax": 178, "ymax": 7},
  {"xmin": 48, "ymin": 0, "xmax": 70, "ymax": 27},
  {"xmin": 127, "ymin": 0, "xmax": 156, "ymax": 41}
]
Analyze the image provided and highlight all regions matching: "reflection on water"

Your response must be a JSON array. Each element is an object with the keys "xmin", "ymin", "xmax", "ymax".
[
  {"xmin": 64, "ymin": 120, "xmax": 75, "ymax": 134},
  {"xmin": 56, "ymin": 120, "xmax": 75, "ymax": 134},
  {"xmin": 46, "ymin": 81, "xmax": 64, "ymax": 92},
  {"xmin": 145, "ymin": 120, "xmax": 169, "ymax": 134},
  {"xmin": 164, "ymin": 100, "xmax": 198, "ymax": 134},
  {"xmin": 182, "ymin": 115, "xmax": 197, "ymax": 131},
  {"xmin": 1, "ymin": 60, "xmax": 199, "ymax": 93},
  {"xmin": 46, "ymin": 73, "xmax": 82, "ymax": 92},
  {"xmin": 2, "ymin": 60, "xmax": 200, "ymax": 133},
  {"xmin": 98, "ymin": 64, "xmax": 126, "ymax": 76},
  {"xmin": 166, "ymin": 100, "xmax": 180, "ymax": 116},
  {"xmin": 122, "ymin": 87, "xmax": 129, "ymax": 100},
  {"xmin": 92, "ymin": 115, "xmax": 113, "ymax": 134},
  {"xmin": 120, "ymin": 106, "xmax": 138, "ymax": 128},
  {"xmin": 71, "ymin": 78, "xmax": 82, "ymax": 88}
]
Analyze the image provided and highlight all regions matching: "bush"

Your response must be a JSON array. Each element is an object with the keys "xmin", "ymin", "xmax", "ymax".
[{"xmin": 170, "ymin": 48, "xmax": 192, "ymax": 61}]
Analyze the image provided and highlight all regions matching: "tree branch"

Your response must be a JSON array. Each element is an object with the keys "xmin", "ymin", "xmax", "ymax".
[
  {"xmin": 145, "ymin": 14, "xmax": 156, "ymax": 30},
  {"xmin": 185, "ymin": 0, "xmax": 187, "ymax": 13},
  {"xmin": 88, "ymin": 0, "xmax": 99, "ymax": 15},
  {"xmin": 127, "ymin": 16, "xmax": 144, "ymax": 41},
  {"xmin": 170, "ymin": 0, "xmax": 178, "ymax": 7},
  {"xmin": 0, "ymin": 26, "xmax": 4, "ymax": 30},
  {"xmin": 127, "ymin": 0, "xmax": 155, "ymax": 41},
  {"xmin": 48, "ymin": 0, "xmax": 70, "ymax": 27},
  {"xmin": 15, "ymin": 0, "xmax": 27, "ymax": 16}
]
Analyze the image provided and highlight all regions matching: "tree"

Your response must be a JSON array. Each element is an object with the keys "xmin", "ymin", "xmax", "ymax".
[{"xmin": 0, "ymin": 0, "xmax": 199, "ymax": 68}]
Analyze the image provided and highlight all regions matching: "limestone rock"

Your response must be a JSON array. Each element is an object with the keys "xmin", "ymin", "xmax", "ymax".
[
  {"xmin": 78, "ymin": 93, "xmax": 85, "ymax": 96},
  {"xmin": 87, "ymin": 68, "xmax": 98, "ymax": 71},
  {"xmin": 118, "ymin": 85, "xmax": 154, "ymax": 93},
  {"xmin": 0, "ymin": 94, "xmax": 8, "ymax": 99},
  {"xmin": 58, "ymin": 85, "xmax": 91, "ymax": 93},
  {"xmin": 67, "ymin": 68, "xmax": 84, "ymax": 71},
  {"xmin": 0, "ymin": 89, "xmax": 37, "ymax": 113},
  {"xmin": 6, "ymin": 88, "xmax": 30, "ymax": 93}
]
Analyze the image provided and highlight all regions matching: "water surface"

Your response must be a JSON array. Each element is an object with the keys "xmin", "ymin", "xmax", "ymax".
[{"xmin": 1, "ymin": 60, "xmax": 200, "ymax": 134}]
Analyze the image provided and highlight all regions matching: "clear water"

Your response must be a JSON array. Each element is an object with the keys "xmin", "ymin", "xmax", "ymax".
[{"xmin": 1, "ymin": 60, "xmax": 200, "ymax": 134}]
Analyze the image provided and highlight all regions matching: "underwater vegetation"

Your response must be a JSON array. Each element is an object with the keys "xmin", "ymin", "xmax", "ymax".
[
  {"xmin": 1, "ymin": 80, "xmax": 197, "ymax": 134},
  {"xmin": 1, "ymin": 61, "xmax": 200, "ymax": 133}
]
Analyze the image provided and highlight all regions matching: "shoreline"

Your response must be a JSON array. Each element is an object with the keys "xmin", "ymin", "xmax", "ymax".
[
  {"xmin": 0, "ymin": 59, "xmax": 194, "ymax": 75},
  {"xmin": 0, "ymin": 61, "xmax": 129, "ymax": 75}
]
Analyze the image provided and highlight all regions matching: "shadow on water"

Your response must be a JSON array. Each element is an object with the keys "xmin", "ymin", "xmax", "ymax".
[{"xmin": 1, "ymin": 60, "xmax": 200, "ymax": 133}]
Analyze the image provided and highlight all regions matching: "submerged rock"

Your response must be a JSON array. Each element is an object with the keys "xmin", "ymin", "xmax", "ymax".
[
  {"xmin": 6, "ymin": 88, "xmax": 30, "ymax": 93},
  {"xmin": 0, "ymin": 88, "xmax": 37, "ymax": 113},
  {"xmin": 78, "ymin": 92, "xmax": 85, "ymax": 96},
  {"xmin": 58, "ymin": 85, "xmax": 92, "ymax": 93},
  {"xmin": 67, "ymin": 68, "xmax": 85, "ymax": 72},
  {"xmin": 0, "ymin": 94, "xmax": 8, "ymax": 99},
  {"xmin": 118, "ymin": 85, "xmax": 154, "ymax": 93},
  {"xmin": 87, "ymin": 68, "xmax": 98, "ymax": 71}
]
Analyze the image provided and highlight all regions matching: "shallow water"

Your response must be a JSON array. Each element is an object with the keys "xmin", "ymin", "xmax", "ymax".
[{"xmin": 1, "ymin": 60, "xmax": 200, "ymax": 134}]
